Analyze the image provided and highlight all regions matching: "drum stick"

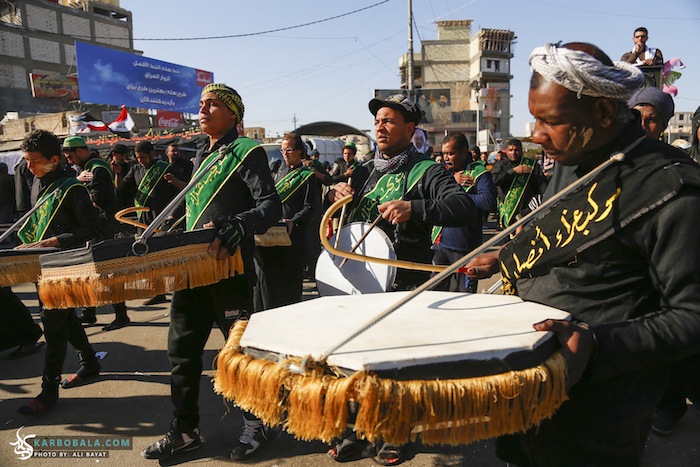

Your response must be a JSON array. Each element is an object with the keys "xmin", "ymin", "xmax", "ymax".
[
  {"xmin": 338, "ymin": 214, "xmax": 382, "ymax": 268},
  {"xmin": 331, "ymin": 178, "xmax": 351, "ymax": 260},
  {"xmin": 114, "ymin": 207, "xmax": 162, "ymax": 233},
  {"xmin": 0, "ymin": 186, "xmax": 61, "ymax": 244},
  {"xmin": 317, "ymin": 143, "xmax": 638, "ymax": 365}
]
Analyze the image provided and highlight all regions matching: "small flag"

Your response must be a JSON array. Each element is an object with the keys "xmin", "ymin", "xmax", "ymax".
[
  {"xmin": 108, "ymin": 105, "xmax": 137, "ymax": 136},
  {"xmin": 68, "ymin": 112, "xmax": 109, "ymax": 135}
]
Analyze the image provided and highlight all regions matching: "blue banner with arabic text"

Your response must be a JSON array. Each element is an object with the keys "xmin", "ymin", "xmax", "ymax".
[{"xmin": 75, "ymin": 42, "xmax": 213, "ymax": 113}]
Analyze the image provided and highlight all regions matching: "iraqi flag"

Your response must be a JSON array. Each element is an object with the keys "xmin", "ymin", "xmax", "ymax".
[
  {"xmin": 108, "ymin": 106, "xmax": 137, "ymax": 137},
  {"xmin": 68, "ymin": 112, "xmax": 109, "ymax": 135}
]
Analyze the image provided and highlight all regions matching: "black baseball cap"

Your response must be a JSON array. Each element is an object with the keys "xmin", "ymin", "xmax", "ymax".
[{"xmin": 369, "ymin": 94, "xmax": 421, "ymax": 125}]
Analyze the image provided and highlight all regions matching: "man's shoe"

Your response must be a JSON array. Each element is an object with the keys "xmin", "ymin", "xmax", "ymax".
[
  {"xmin": 78, "ymin": 315, "xmax": 97, "ymax": 325},
  {"xmin": 18, "ymin": 390, "xmax": 58, "ymax": 415},
  {"xmin": 102, "ymin": 317, "xmax": 130, "ymax": 331},
  {"xmin": 141, "ymin": 427, "xmax": 201, "ymax": 459},
  {"xmin": 8, "ymin": 341, "xmax": 45, "ymax": 359},
  {"xmin": 652, "ymin": 408, "xmax": 686, "ymax": 436},
  {"xmin": 230, "ymin": 417, "xmax": 270, "ymax": 460},
  {"xmin": 61, "ymin": 363, "xmax": 101, "ymax": 389},
  {"xmin": 375, "ymin": 442, "xmax": 406, "ymax": 465},
  {"xmin": 143, "ymin": 294, "xmax": 167, "ymax": 306}
]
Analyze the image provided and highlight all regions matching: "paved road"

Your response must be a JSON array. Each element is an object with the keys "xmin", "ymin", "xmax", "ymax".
[{"xmin": 1, "ymin": 250, "xmax": 699, "ymax": 466}]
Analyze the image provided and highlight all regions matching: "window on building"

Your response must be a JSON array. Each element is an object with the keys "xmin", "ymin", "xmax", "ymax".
[
  {"xmin": 494, "ymin": 61, "xmax": 500, "ymax": 72},
  {"xmin": 679, "ymin": 114, "xmax": 684, "ymax": 121},
  {"xmin": 487, "ymin": 60, "xmax": 492, "ymax": 69}
]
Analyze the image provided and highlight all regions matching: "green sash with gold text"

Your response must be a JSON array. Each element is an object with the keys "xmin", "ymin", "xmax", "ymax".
[
  {"xmin": 186, "ymin": 137, "xmax": 260, "ymax": 230},
  {"xmin": 275, "ymin": 166, "xmax": 314, "ymax": 203},
  {"xmin": 352, "ymin": 157, "xmax": 435, "ymax": 222},
  {"xmin": 134, "ymin": 161, "xmax": 170, "ymax": 220},
  {"xmin": 17, "ymin": 177, "xmax": 83, "ymax": 244},
  {"xmin": 499, "ymin": 157, "xmax": 536, "ymax": 228},
  {"xmin": 431, "ymin": 161, "xmax": 490, "ymax": 242}
]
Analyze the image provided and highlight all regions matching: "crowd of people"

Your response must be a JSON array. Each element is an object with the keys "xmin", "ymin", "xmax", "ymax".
[{"xmin": 2, "ymin": 31, "xmax": 700, "ymax": 467}]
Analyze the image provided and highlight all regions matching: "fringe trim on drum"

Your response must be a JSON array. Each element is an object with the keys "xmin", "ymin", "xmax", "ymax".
[
  {"xmin": 254, "ymin": 226, "xmax": 292, "ymax": 247},
  {"xmin": 214, "ymin": 320, "xmax": 569, "ymax": 446},
  {"xmin": 0, "ymin": 255, "xmax": 41, "ymax": 287},
  {"xmin": 37, "ymin": 244, "xmax": 245, "ymax": 309}
]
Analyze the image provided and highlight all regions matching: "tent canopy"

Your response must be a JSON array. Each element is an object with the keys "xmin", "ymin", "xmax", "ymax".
[{"xmin": 293, "ymin": 121, "xmax": 370, "ymax": 139}]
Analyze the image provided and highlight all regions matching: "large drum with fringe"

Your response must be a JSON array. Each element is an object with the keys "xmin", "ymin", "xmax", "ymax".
[
  {"xmin": 0, "ymin": 248, "xmax": 58, "ymax": 287},
  {"xmin": 214, "ymin": 291, "xmax": 570, "ymax": 447},
  {"xmin": 37, "ymin": 228, "xmax": 244, "ymax": 309}
]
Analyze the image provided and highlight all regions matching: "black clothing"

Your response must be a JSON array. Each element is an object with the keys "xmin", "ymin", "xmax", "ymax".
[
  {"xmin": 169, "ymin": 157, "xmax": 194, "ymax": 184},
  {"xmin": 0, "ymin": 287, "xmax": 42, "ymax": 351},
  {"xmin": 346, "ymin": 157, "xmax": 477, "ymax": 289},
  {"xmin": 687, "ymin": 105, "xmax": 700, "ymax": 163},
  {"xmin": 30, "ymin": 165, "xmax": 100, "ymax": 395},
  {"xmin": 254, "ymin": 164, "xmax": 319, "ymax": 310},
  {"xmin": 120, "ymin": 162, "xmax": 179, "ymax": 228},
  {"xmin": 30, "ymin": 166, "xmax": 100, "ymax": 249},
  {"xmin": 0, "ymin": 170, "xmax": 14, "ymax": 223},
  {"xmin": 14, "ymin": 158, "xmax": 33, "ymax": 215},
  {"xmin": 491, "ymin": 156, "xmax": 548, "ymax": 220},
  {"xmin": 169, "ymin": 127, "xmax": 281, "ymax": 430},
  {"xmin": 330, "ymin": 158, "xmax": 355, "ymax": 184},
  {"xmin": 496, "ymin": 122, "xmax": 700, "ymax": 466}
]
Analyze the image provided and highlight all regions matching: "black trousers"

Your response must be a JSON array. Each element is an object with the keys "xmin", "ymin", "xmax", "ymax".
[
  {"xmin": 40, "ymin": 307, "xmax": 97, "ymax": 383},
  {"xmin": 0, "ymin": 287, "xmax": 42, "ymax": 351},
  {"xmin": 168, "ymin": 275, "xmax": 253, "ymax": 430}
]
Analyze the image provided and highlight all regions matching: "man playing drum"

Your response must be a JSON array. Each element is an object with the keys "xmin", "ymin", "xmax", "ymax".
[
  {"xmin": 327, "ymin": 94, "xmax": 478, "ymax": 464},
  {"xmin": 15, "ymin": 130, "xmax": 102, "ymax": 414},
  {"xmin": 141, "ymin": 84, "xmax": 281, "ymax": 461},
  {"xmin": 466, "ymin": 42, "xmax": 700, "ymax": 466}
]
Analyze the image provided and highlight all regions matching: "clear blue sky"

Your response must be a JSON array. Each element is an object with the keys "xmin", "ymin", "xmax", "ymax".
[{"xmin": 123, "ymin": 0, "xmax": 700, "ymax": 140}]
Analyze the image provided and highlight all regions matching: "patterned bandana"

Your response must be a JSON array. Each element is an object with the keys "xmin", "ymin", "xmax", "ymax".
[
  {"xmin": 374, "ymin": 143, "xmax": 419, "ymax": 174},
  {"xmin": 201, "ymin": 83, "xmax": 244, "ymax": 122}
]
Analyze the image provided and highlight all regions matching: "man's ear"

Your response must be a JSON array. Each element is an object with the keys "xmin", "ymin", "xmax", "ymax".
[
  {"xmin": 50, "ymin": 154, "xmax": 60, "ymax": 166},
  {"xmin": 596, "ymin": 98, "xmax": 618, "ymax": 129}
]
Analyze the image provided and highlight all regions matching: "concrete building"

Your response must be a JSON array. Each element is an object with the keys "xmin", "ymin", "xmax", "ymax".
[
  {"xmin": 0, "ymin": 0, "xmax": 135, "ymax": 119},
  {"xmin": 398, "ymin": 20, "xmax": 516, "ymax": 152},
  {"xmin": 667, "ymin": 111, "xmax": 694, "ymax": 142}
]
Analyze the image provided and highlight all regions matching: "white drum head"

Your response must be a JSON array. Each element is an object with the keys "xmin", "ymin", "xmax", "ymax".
[{"xmin": 316, "ymin": 222, "xmax": 397, "ymax": 296}]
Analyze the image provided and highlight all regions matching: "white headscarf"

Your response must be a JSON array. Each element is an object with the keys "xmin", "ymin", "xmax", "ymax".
[{"xmin": 529, "ymin": 43, "xmax": 644, "ymax": 100}]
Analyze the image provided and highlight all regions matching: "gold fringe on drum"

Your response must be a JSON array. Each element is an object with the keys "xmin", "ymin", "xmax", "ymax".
[
  {"xmin": 38, "ymin": 244, "xmax": 245, "ymax": 309},
  {"xmin": 254, "ymin": 225, "xmax": 292, "ymax": 247},
  {"xmin": 214, "ymin": 320, "xmax": 569, "ymax": 446},
  {"xmin": 0, "ymin": 254, "xmax": 41, "ymax": 287}
]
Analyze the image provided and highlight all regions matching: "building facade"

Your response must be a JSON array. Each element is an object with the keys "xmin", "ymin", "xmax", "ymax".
[
  {"xmin": 398, "ymin": 20, "xmax": 515, "ymax": 152},
  {"xmin": 0, "ymin": 0, "xmax": 135, "ymax": 119}
]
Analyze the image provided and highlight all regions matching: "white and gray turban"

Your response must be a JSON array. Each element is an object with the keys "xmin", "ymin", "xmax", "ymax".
[{"xmin": 529, "ymin": 43, "xmax": 644, "ymax": 100}]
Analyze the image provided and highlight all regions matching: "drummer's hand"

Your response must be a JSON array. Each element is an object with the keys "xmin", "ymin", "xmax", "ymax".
[
  {"xmin": 328, "ymin": 182, "xmax": 354, "ymax": 202},
  {"xmin": 533, "ymin": 319, "xmax": 596, "ymax": 391},
  {"xmin": 464, "ymin": 247, "xmax": 503, "ymax": 278},
  {"xmin": 76, "ymin": 170, "xmax": 93, "ymax": 183},
  {"xmin": 110, "ymin": 159, "xmax": 121, "ymax": 174},
  {"xmin": 283, "ymin": 219, "xmax": 293, "ymax": 235},
  {"xmin": 208, "ymin": 216, "xmax": 246, "ymax": 260},
  {"xmin": 15, "ymin": 237, "xmax": 60, "ymax": 249},
  {"xmin": 378, "ymin": 200, "xmax": 411, "ymax": 224},
  {"xmin": 302, "ymin": 159, "xmax": 314, "ymax": 168}
]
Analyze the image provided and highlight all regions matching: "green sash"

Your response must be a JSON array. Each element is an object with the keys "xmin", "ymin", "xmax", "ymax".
[
  {"xmin": 431, "ymin": 161, "xmax": 490, "ymax": 243},
  {"xmin": 499, "ymin": 157, "xmax": 536, "ymax": 228},
  {"xmin": 17, "ymin": 177, "xmax": 83, "ymax": 244},
  {"xmin": 275, "ymin": 166, "xmax": 314, "ymax": 203},
  {"xmin": 352, "ymin": 157, "xmax": 435, "ymax": 222},
  {"xmin": 186, "ymin": 137, "xmax": 260, "ymax": 230},
  {"xmin": 85, "ymin": 157, "xmax": 116, "ymax": 187},
  {"xmin": 498, "ymin": 151, "xmax": 700, "ymax": 296},
  {"xmin": 134, "ymin": 161, "xmax": 170, "ymax": 220}
]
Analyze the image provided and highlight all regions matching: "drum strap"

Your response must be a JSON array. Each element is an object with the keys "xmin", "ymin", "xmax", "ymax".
[
  {"xmin": 275, "ymin": 166, "xmax": 314, "ymax": 203},
  {"xmin": 85, "ymin": 157, "xmax": 116, "ymax": 188}
]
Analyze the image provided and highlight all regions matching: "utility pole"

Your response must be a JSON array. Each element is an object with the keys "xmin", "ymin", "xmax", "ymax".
[
  {"xmin": 407, "ymin": 0, "xmax": 414, "ymax": 100},
  {"xmin": 292, "ymin": 114, "xmax": 298, "ymax": 131}
]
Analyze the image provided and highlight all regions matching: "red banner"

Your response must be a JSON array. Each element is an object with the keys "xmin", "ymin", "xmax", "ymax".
[{"xmin": 30, "ymin": 74, "xmax": 79, "ymax": 99}]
